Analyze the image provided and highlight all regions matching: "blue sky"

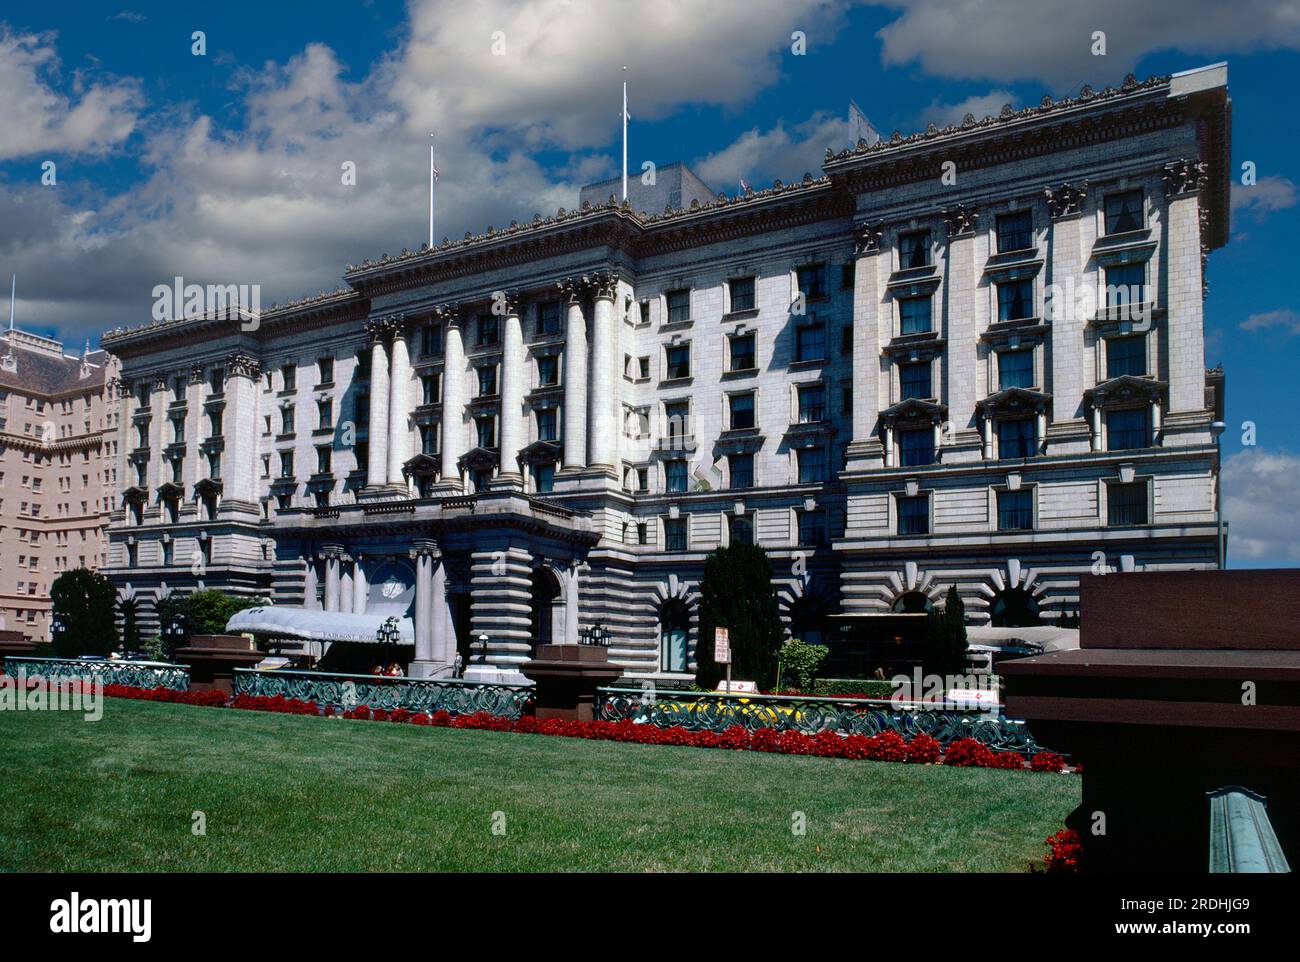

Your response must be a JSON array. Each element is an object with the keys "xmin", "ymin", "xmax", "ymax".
[{"xmin": 1, "ymin": 0, "xmax": 1298, "ymax": 565}]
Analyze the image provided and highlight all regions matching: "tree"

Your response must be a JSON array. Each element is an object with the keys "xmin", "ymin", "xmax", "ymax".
[
  {"xmin": 155, "ymin": 589, "xmax": 260, "ymax": 659},
  {"xmin": 695, "ymin": 543, "xmax": 785, "ymax": 690},
  {"xmin": 921, "ymin": 586, "xmax": 969, "ymax": 680},
  {"xmin": 49, "ymin": 568, "xmax": 118, "ymax": 657}
]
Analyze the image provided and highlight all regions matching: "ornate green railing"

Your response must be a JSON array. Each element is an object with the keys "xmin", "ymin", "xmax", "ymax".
[
  {"xmin": 233, "ymin": 668, "xmax": 534, "ymax": 719},
  {"xmin": 596, "ymin": 687, "xmax": 1050, "ymax": 756},
  {"xmin": 1, "ymin": 656, "xmax": 190, "ymax": 691}
]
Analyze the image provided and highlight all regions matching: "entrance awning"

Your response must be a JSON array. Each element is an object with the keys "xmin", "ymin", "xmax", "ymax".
[{"xmin": 226, "ymin": 606, "xmax": 414, "ymax": 644}]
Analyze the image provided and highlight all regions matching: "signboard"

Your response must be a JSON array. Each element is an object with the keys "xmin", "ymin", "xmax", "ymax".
[
  {"xmin": 713, "ymin": 627, "xmax": 731, "ymax": 664},
  {"xmin": 714, "ymin": 680, "xmax": 757, "ymax": 694}
]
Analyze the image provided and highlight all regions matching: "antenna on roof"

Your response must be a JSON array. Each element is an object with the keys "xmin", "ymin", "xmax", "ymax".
[{"xmin": 7, "ymin": 274, "xmax": 13, "ymax": 333}]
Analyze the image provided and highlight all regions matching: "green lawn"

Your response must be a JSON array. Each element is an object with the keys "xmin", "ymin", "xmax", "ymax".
[{"xmin": 0, "ymin": 699, "xmax": 1078, "ymax": 872}]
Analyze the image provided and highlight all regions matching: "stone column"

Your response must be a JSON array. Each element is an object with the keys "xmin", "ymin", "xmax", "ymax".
[
  {"xmin": 340, "ymin": 563, "xmax": 354, "ymax": 614},
  {"xmin": 323, "ymin": 547, "xmax": 342, "ymax": 612},
  {"xmin": 365, "ymin": 323, "xmax": 390, "ymax": 487},
  {"xmin": 430, "ymin": 558, "xmax": 455, "ymax": 670},
  {"xmin": 437, "ymin": 304, "xmax": 465, "ymax": 489},
  {"xmin": 846, "ymin": 222, "xmax": 885, "ymax": 472},
  {"xmin": 223, "ymin": 353, "xmax": 261, "ymax": 507},
  {"xmin": 303, "ymin": 558, "xmax": 320, "ymax": 610},
  {"xmin": 942, "ymin": 205, "xmax": 979, "ymax": 438},
  {"xmin": 564, "ymin": 561, "xmax": 581, "ymax": 645},
  {"xmin": 588, "ymin": 272, "xmax": 617, "ymax": 469},
  {"xmin": 1045, "ymin": 183, "xmax": 1089, "ymax": 426},
  {"xmin": 408, "ymin": 540, "xmax": 438, "ymax": 676},
  {"xmin": 497, "ymin": 294, "xmax": 526, "ymax": 482},
  {"xmin": 386, "ymin": 319, "xmax": 411, "ymax": 487},
  {"xmin": 351, "ymin": 555, "xmax": 367, "ymax": 614},
  {"xmin": 1162, "ymin": 162, "xmax": 1208, "ymax": 414},
  {"xmin": 560, "ymin": 279, "xmax": 587, "ymax": 471}
]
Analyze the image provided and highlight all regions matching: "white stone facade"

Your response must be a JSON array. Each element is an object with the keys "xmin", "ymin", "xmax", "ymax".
[{"xmin": 101, "ymin": 66, "xmax": 1231, "ymax": 678}]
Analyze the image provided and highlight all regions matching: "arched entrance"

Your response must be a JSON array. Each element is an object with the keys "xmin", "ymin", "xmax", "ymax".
[
  {"xmin": 891, "ymin": 590, "xmax": 935, "ymax": 614},
  {"xmin": 659, "ymin": 599, "xmax": 690, "ymax": 673},
  {"xmin": 529, "ymin": 567, "xmax": 562, "ymax": 653},
  {"xmin": 989, "ymin": 586, "xmax": 1042, "ymax": 627}
]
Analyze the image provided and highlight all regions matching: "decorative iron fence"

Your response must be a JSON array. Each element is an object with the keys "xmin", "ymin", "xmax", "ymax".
[
  {"xmin": 233, "ymin": 668, "xmax": 534, "ymax": 719},
  {"xmin": 596, "ymin": 687, "xmax": 1051, "ymax": 756},
  {"xmin": 2, "ymin": 656, "xmax": 190, "ymax": 692}
]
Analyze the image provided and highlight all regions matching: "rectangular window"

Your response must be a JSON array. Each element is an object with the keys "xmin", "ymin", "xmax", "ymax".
[
  {"xmin": 666, "ymin": 289, "xmax": 691, "ymax": 323},
  {"xmin": 665, "ymin": 344, "xmax": 691, "ymax": 380},
  {"xmin": 208, "ymin": 410, "xmax": 223, "ymax": 438},
  {"xmin": 665, "ymin": 518, "xmax": 687, "ymax": 552},
  {"xmin": 537, "ymin": 355, "xmax": 559, "ymax": 386},
  {"xmin": 841, "ymin": 262, "xmax": 855, "ymax": 289},
  {"xmin": 1105, "ymin": 263, "xmax": 1146, "ymax": 311},
  {"xmin": 1107, "ymin": 408, "xmax": 1150, "ymax": 450},
  {"xmin": 477, "ymin": 416, "xmax": 497, "ymax": 449},
  {"xmin": 208, "ymin": 452, "xmax": 221, "ymax": 479},
  {"xmin": 797, "ymin": 446, "xmax": 826, "ymax": 483},
  {"xmin": 795, "ymin": 322, "xmax": 826, "ymax": 362},
  {"xmin": 477, "ymin": 365, "xmax": 498, "ymax": 397},
  {"xmin": 729, "ymin": 333, "xmax": 756, "ymax": 371},
  {"xmin": 797, "ymin": 264, "xmax": 827, "ymax": 299},
  {"xmin": 729, "ymin": 453, "xmax": 754, "ymax": 489},
  {"xmin": 534, "ymin": 464, "xmax": 555, "ymax": 494},
  {"xmin": 899, "ymin": 296, "xmax": 932, "ymax": 335},
  {"xmin": 665, "ymin": 460, "xmax": 688, "ymax": 493},
  {"xmin": 1105, "ymin": 189, "xmax": 1144, "ymax": 235},
  {"xmin": 1106, "ymin": 336, "xmax": 1147, "ymax": 378},
  {"xmin": 897, "ymin": 495, "xmax": 929, "ymax": 535},
  {"xmin": 900, "ymin": 361, "xmax": 932, "ymax": 400},
  {"xmin": 797, "ymin": 384, "xmax": 826, "ymax": 423},
  {"xmin": 316, "ymin": 446, "xmax": 332, "ymax": 475},
  {"xmin": 281, "ymin": 364, "xmax": 296, "ymax": 392},
  {"xmin": 899, "ymin": 230, "xmax": 931, "ymax": 270},
  {"xmin": 729, "ymin": 277, "xmax": 755, "ymax": 313},
  {"xmin": 281, "ymin": 407, "xmax": 295, "ymax": 435},
  {"xmin": 665, "ymin": 401, "xmax": 691, "ymax": 444},
  {"xmin": 421, "ymin": 325, "xmax": 442, "ymax": 356},
  {"xmin": 1108, "ymin": 480, "xmax": 1149, "ymax": 525},
  {"xmin": 421, "ymin": 374, "xmax": 440, "ymax": 405},
  {"xmin": 729, "ymin": 514, "xmax": 754, "ymax": 546},
  {"xmin": 209, "ymin": 368, "xmax": 224, "ymax": 394},
  {"xmin": 538, "ymin": 301, "xmax": 562, "ymax": 336},
  {"xmin": 728, "ymin": 392, "xmax": 755, "ymax": 430},
  {"xmin": 997, "ymin": 279, "xmax": 1034, "ymax": 321},
  {"xmin": 996, "ymin": 211, "xmax": 1033, "ymax": 254},
  {"xmin": 316, "ymin": 399, "xmax": 332, "ymax": 431},
  {"xmin": 419, "ymin": 424, "xmax": 437, "ymax": 456},
  {"xmin": 997, "ymin": 489, "xmax": 1034, "ymax": 531},
  {"xmin": 797, "ymin": 511, "xmax": 826, "ymax": 547},
  {"xmin": 318, "ymin": 357, "xmax": 334, "ymax": 384},
  {"xmin": 476, "ymin": 314, "xmax": 499, "ymax": 347},
  {"xmin": 998, "ymin": 349, "xmax": 1034, "ymax": 390},
  {"xmin": 898, "ymin": 428, "xmax": 935, "ymax": 467},
  {"xmin": 537, "ymin": 409, "xmax": 558, "ymax": 442},
  {"xmin": 998, "ymin": 418, "xmax": 1036, "ymax": 459},
  {"xmin": 639, "ymin": 300, "xmax": 651, "ymax": 325}
]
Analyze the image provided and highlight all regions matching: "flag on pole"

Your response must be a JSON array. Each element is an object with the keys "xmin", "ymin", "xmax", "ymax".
[
  {"xmin": 621, "ymin": 70, "xmax": 629, "ymax": 202},
  {"xmin": 740, "ymin": 178, "xmax": 750, "ymax": 194},
  {"xmin": 428, "ymin": 134, "xmax": 437, "ymax": 249}
]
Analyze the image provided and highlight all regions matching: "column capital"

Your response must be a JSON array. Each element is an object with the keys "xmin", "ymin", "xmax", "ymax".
[
  {"xmin": 364, "ymin": 313, "xmax": 407, "ymax": 342},
  {"xmin": 1162, "ymin": 158, "xmax": 1208, "ymax": 199},
  {"xmin": 582, "ymin": 270, "xmax": 619, "ymax": 301},
  {"xmin": 431, "ymin": 302, "xmax": 463, "ymax": 328},
  {"xmin": 491, "ymin": 289, "xmax": 524, "ymax": 317},
  {"xmin": 853, "ymin": 220, "xmax": 884, "ymax": 256},
  {"xmin": 1044, "ymin": 181, "xmax": 1088, "ymax": 219},
  {"xmin": 556, "ymin": 277, "xmax": 584, "ymax": 304},
  {"xmin": 320, "ymin": 543, "xmax": 347, "ymax": 560},
  {"xmin": 941, "ymin": 203, "xmax": 979, "ymax": 239},
  {"xmin": 225, "ymin": 351, "xmax": 261, "ymax": 381},
  {"xmin": 410, "ymin": 539, "xmax": 441, "ymax": 562}
]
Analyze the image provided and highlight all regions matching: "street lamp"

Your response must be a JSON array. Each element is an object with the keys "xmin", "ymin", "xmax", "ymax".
[
  {"xmin": 376, "ymin": 617, "xmax": 400, "ymax": 668},
  {"xmin": 1210, "ymin": 421, "xmax": 1226, "ymax": 570},
  {"xmin": 579, "ymin": 623, "xmax": 609, "ymax": 647},
  {"xmin": 51, "ymin": 615, "xmax": 66, "ymax": 652}
]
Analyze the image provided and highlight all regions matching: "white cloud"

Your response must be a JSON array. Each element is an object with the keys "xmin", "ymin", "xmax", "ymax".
[
  {"xmin": 1223, "ymin": 449, "xmax": 1300, "ymax": 564},
  {"xmin": 1240, "ymin": 308, "xmax": 1300, "ymax": 335},
  {"xmin": 0, "ymin": 26, "xmax": 142, "ymax": 160},
  {"xmin": 1231, "ymin": 175, "xmax": 1297, "ymax": 219},
  {"xmin": 875, "ymin": 0, "xmax": 1300, "ymax": 87},
  {"xmin": 691, "ymin": 112, "xmax": 847, "ymax": 191},
  {"xmin": 3, "ymin": 1, "xmax": 855, "ymax": 342}
]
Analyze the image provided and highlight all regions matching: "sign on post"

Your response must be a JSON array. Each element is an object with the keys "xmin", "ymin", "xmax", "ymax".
[{"xmin": 713, "ymin": 627, "xmax": 731, "ymax": 665}]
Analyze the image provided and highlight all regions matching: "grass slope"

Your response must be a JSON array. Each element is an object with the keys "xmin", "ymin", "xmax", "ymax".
[{"xmin": 0, "ymin": 699, "xmax": 1078, "ymax": 872}]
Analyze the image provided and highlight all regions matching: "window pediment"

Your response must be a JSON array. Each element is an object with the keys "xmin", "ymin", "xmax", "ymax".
[
  {"xmin": 880, "ymin": 398, "xmax": 947, "ymax": 426},
  {"xmin": 194, "ymin": 477, "xmax": 223, "ymax": 496},
  {"xmin": 518, "ymin": 440, "xmax": 561, "ymax": 465},
  {"xmin": 1084, "ymin": 375, "xmax": 1165, "ymax": 410},
  {"xmin": 403, "ymin": 453, "xmax": 440, "ymax": 477},
  {"xmin": 458, "ymin": 446, "xmax": 498, "ymax": 471},
  {"xmin": 977, "ymin": 387, "xmax": 1051, "ymax": 418}
]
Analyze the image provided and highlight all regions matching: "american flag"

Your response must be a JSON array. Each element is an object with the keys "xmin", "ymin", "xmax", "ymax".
[
  {"xmin": 431, "ymin": 163, "xmax": 439, "ymax": 182},
  {"xmin": 740, "ymin": 178, "xmax": 750, "ymax": 193}
]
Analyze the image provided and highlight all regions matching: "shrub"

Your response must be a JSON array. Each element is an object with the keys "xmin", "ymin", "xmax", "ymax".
[
  {"xmin": 1030, "ymin": 752, "xmax": 1067, "ymax": 773},
  {"xmin": 695, "ymin": 543, "xmax": 786, "ymax": 690},
  {"xmin": 1043, "ymin": 828, "xmax": 1083, "ymax": 872},
  {"xmin": 905, "ymin": 733, "xmax": 941, "ymax": 764},
  {"xmin": 50, "ymin": 568, "xmax": 118, "ymax": 657},
  {"xmin": 944, "ymin": 737, "xmax": 995, "ymax": 768},
  {"xmin": 778, "ymin": 637, "xmax": 829, "ymax": 692}
]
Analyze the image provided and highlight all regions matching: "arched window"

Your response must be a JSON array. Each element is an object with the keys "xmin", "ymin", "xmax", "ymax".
[
  {"xmin": 990, "ymin": 586, "xmax": 1041, "ymax": 628},
  {"xmin": 529, "ymin": 568, "xmax": 561, "ymax": 653},
  {"xmin": 659, "ymin": 599, "xmax": 690, "ymax": 673},
  {"xmin": 891, "ymin": 591, "xmax": 934, "ymax": 614}
]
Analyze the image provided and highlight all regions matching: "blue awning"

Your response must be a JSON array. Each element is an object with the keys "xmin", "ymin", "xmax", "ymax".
[{"xmin": 226, "ymin": 606, "xmax": 414, "ymax": 644}]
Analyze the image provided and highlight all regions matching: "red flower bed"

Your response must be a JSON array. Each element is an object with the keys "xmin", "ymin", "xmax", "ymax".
[
  {"xmin": 66, "ymin": 677, "xmax": 1073, "ymax": 774},
  {"xmin": 1043, "ymin": 828, "xmax": 1083, "ymax": 872}
]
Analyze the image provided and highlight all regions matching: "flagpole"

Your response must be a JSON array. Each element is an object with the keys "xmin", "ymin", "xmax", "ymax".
[
  {"xmin": 8, "ymin": 275, "xmax": 14, "ymax": 333},
  {"xmin": 428, "ymin": 134, "xmax": 435, "ymax": 249},
  {"xmin": 621, "ymin": 69, "xmax": 628, "ymax": 202}
]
